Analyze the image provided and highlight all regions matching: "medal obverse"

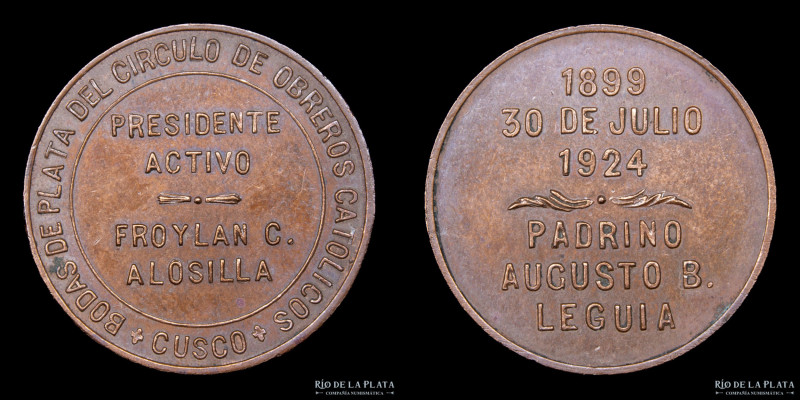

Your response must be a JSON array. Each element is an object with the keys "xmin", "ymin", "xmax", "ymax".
[{"xmin": 25, "ymin": 24, "xmax": 374, "ymax": 373}]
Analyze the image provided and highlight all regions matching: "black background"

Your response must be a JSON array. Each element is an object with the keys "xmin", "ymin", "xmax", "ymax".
[{"xmin": 13, "ymin": 6, "xmax": 795, "ymax": 398}]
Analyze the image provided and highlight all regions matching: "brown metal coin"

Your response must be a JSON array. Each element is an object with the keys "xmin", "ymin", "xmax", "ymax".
[
  {"xmin": 24, "ymin": 24, "xmax": 374, "ymax": 373},
  {"xmin": 425, "ymin": 25, "xmax": 775, "ymax": 374}
]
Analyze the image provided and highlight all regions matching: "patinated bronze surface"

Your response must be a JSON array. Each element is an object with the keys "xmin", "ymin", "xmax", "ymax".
[
  {"xmin": 24, "ymin": 24, "xmax": 374, "ymax": 373},
  {"xmin": 425, "ymin": 25, "xmax": 775, "ymax": 374}
]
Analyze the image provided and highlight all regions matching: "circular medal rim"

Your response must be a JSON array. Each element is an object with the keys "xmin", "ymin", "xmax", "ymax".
[
  {"xmin": 424, "ymin": 24, "xmax": 775, "ymax": 374},
  {"xmin": 24, "ymin": 23, "xmax": 376, "ymax": 374}
]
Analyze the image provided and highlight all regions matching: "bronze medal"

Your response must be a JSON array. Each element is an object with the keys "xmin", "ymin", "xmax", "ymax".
[
  {"xmin": 425, "ymin": 25, "xmax": 775, "ymax": 373},
  {"xmin": 24, "ymin": 24, "xmax": 374, "ymax": 373}
]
